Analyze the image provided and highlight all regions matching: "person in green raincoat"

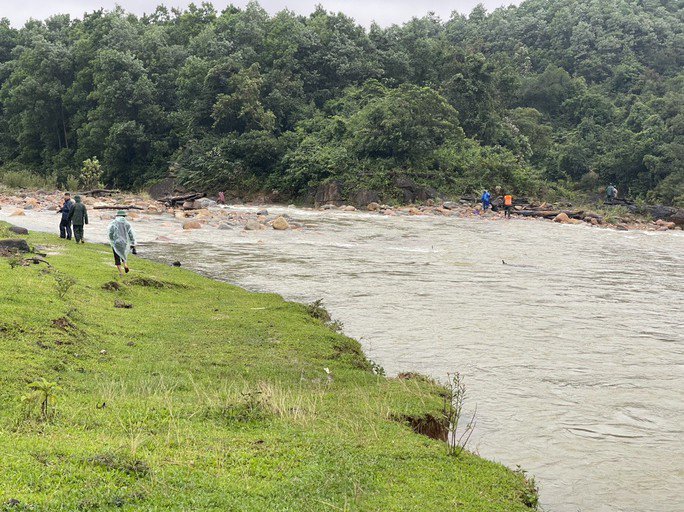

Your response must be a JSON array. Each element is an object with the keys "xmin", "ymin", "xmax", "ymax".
[
  {"xmin": 108, "ymin": 210, "xmax": 136, "ymax": 276},
  {"xmin": 67, "ymin": 195, "xmax": 89, "ymax": 243}
]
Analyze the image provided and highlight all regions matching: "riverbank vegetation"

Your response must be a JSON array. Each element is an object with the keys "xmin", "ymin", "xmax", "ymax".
[
  {"xmin": 0, "ymin": 0, "xmax": 681, "ymax": 205},
  {"xmin": 0, "ymin": 222, "xmax": 537, "ymax": 510}
]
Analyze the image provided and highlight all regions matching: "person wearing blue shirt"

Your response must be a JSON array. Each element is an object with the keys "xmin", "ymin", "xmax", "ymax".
[
  {"xmin": 481, "ymin": 190, "xmax": 491, "ymax": 211},
  {"xmin": 57, "ymin": 193, "xmax": 74, "ymax": 240}
]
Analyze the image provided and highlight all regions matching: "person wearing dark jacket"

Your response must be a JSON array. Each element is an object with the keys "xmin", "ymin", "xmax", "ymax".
[
  {"xmin": 67, "ymin": 195, "xmax": 89, "ymax": 243},
  {"xmin": 57, "ymin": 193, "xmax": 74, "ymax": 239}
]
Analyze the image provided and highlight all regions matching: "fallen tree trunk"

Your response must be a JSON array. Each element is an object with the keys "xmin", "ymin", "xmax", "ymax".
[
  {"xmin": 161, "ymin": 192, "xmax": 205, "ymax": 206},
  {"xmin": 512, "ymin": 209, "xmax": 585, "ymax": 219},
  {"xmin": 93, "ymin": 205, "xmax": 144, "ymax": 210},
  {"xmin": 82, "ymin": 189, "xmax": 120, "ymax": 197}
]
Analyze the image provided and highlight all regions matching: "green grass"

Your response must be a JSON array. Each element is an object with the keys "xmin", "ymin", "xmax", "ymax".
[{"xmin": 0, "ymin": 223, "xmax": 537, "ymax": 511}]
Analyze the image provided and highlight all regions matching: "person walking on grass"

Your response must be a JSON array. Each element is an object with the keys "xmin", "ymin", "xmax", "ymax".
[
  {"xmin": 57, "ymin": 193, "xmax": 74, "ymax": 239},
  {"xmin": 108, "ymin": 210, "xmax": 137, "ymax": 276},
  {"xmin": 67, "ymin": 195, "xmax": 88, "ymax": 243}
]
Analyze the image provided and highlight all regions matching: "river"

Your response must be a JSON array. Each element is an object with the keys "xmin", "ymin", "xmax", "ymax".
[{"xmin": 2, "ymin": 205, "xmax": 683, "ymax": 512}]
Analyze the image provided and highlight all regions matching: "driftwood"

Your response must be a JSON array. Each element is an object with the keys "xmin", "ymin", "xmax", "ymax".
[
  {"xmin": 82, "ymin": 189, "xmax": 120, "ymax": 197},
  {"xmin": 512, "ymin": 209, "xmax": 585, "ymax": 219},
  {"xmin": 20, "ymin": 257, "xmax": 51, "ymax": 267},
  {"xmin": 161, "ymin": 192, "xmax": 206, "ymax": 207},
  {"xmin": 93, "ymin": 205, "xmax": 144, "ymax": 210}
]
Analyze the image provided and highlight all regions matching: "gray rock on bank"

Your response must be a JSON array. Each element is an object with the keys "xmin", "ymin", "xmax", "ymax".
[
  {"xmin": 8, "ymin": 226, "xmax": 29, "ymax": 235},
  {"xmin": 0, "ymin": 239, "xmax": 31, "ymax": 253}
]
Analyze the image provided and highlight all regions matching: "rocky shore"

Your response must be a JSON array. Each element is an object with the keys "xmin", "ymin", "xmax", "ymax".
[{"xmin": 1, "ymin": 188, "xmax": 682, "ymax": 233}]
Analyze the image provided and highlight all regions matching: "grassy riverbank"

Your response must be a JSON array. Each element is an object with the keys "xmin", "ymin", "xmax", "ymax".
[{"xmin": 0, "ymin": 222, "xmax": 537, "ymax": 511}]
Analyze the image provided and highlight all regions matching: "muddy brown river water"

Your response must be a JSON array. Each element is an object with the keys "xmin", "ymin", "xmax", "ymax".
[{"xmin": 3, "ymin": 205, "xmax": 683, "ymax": 512}]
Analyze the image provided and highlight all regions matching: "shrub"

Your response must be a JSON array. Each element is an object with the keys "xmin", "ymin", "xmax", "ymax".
[{"xmin": 79, "ymin": 157, "xmax": 103, "ymax": 190}]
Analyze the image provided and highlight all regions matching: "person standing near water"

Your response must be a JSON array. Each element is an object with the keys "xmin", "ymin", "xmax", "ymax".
[
  {"xmin": 108, "ymin": 210, "xmax": 136, "ymax": 276},
  {"xmin": 57, "ymin": 193, "xmax": 74, "ymax": 239},
  {"xmin": 67, "ymin": 195, "xmax": 89, "ymax": 243},
  {"xmin": 481, "ymin": 190, "xmax": 491, "ymax": 211},
  {"xmin": 504, "ymin": 193, "xmax": 513, "ymax": 218}
]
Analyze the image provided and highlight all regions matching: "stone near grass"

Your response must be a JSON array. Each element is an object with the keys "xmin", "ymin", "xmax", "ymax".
[
  {"xmin": 182, "ymin": 220, "xmax": 202, "ymax": 230},
  {"xmin": 8, "ymin": 226, "xmax": 29, "ymax": 235},
  {"xmin": 272, "ymin": 216, "xmax": 290, "ymax": 230},
  {"xmin": 194, "ymin": 198, "xmax": 217, "ymax": 209},
  {"xmin": 0, "ymin": 239, "xmax": 30, "ymax": 252},
  {"xmin": 366, "ymin": 202, "xmax": 380, "ymax": 211}
]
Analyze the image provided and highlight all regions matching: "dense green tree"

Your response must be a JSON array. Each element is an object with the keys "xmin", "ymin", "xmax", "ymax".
[{"xmin": 0, "ymin": 0, "xmax": 681, "ymax": 205}]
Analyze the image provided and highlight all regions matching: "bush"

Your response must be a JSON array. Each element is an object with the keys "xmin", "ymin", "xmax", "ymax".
[
  {"xmin": 0, "ymin": 169, "xmax": 57, "ymax": 190},
  {"xmin": 79, "ymin": 157, "xmax": 103, "ymax": 190}
]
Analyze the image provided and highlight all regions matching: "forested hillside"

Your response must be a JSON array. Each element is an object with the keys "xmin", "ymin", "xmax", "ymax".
[{"xmin": 0, "ymin": 0, "xmax": 682, "ymax": 205}]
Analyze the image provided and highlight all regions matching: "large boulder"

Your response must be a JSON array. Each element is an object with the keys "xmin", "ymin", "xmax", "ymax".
[
  {"xmin": 655, "ymin": 219, "xmax": 676, "ymax": 230},
  {"xmin": 553, "ymin": 213, "xmax": 570, "ymax": 223},
  {"xmin": 182, "ymin": 220, "xmax": 202, "ymax": 230},
  {"xmin": 194, "ymin": 198, "xmax": 217, "ymax": 209},
  {"xmin": 272, "ymin": 216, "xmax": 290, "ymax": 230},
  {"xmin": 148, "ymin": 178, "xmax": 176, "ymax": 200},
  {"xmin": 314, "ymin": 181, "xmax": 344, "ymax": 206},
  {"xmin": 671, "ymin": 209, "xmax": 684, "ymax": 227},
  {"xmin": 244, "ymin": 219, "xmax": 265, "ymax": 231},
  {"xmin": 393, "ymin": 176, "xmax": 437, "ymax": 203},
  {"xmin": 0, "ymin": 239, "xmax": 30, "ymax": 253},
  {"xmin": 366, "ymin": 202, "xmax": 380, "ymax": 212},
  {"xmin": 352, "ymin": 189, "xmax": 380, "ymax": 208}
]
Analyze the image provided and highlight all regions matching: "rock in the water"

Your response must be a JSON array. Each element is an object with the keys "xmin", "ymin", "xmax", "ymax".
[
  {"xmin": 257, "ymin": 209, "xmax": 269, "ymax": 216},
  {"xmin": 0, "ymin": 239, "xmax": 30, "ymax": 253},
  {"xmin": 8, "ymin": 226, "xmax": 29, "ymax": 235},
  {"xmin": 272, "ymin": 216, "xmax": 290, "ymax": 230},
  {"xmin": 182, "ymin": 200, "xmax": 195, "ymax": 210},
  {"xmin": 172, "ymin": 261, "xmax": 182, "ymax": 267},
  {"xmin": 194, "ymin": 198, "xmax": 217, "ymax": 209},
  {"xmin": 217, "ymin": 223, "xmax": 233, "ymax": 230},
  {"xmin": 10, "ymin": 209, "xmax": 25, "ymax": 216},
  {"xmin": 442, "ymin": 202, "xmax": 457, "ymax": 210},
  {"xmin": 182, "ymin": 220, "xmax": 202, "ymax": 230},
  {"xmin": 321, "ymin": 204, "xmax": 337, "ymax": 210},
  {"xmin": 655, "ymin": 219, "xmax": 676, "ymax": 230},
  {"xmin": 244, "ymin": 219, "xmax": 264, "ymax": 231},
  {"xmin": 366, "ymin": 202, "xmax": 380, "ymax": 211},
  {"xmin": 341, "ymin": 205, "xmax": 357, "ymax": 212},
  {"xmin": 553, "ymin": 212, "xmax": 570, "ymax": 223}
]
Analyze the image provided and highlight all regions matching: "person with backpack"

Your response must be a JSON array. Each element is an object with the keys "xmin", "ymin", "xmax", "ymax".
[{"xmin": 67, "ymin": 195, "xmax": 89, "ymax": 243}]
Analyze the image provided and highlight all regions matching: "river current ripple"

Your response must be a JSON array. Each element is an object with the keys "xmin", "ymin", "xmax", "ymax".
[{"xmin": 3, "ymin": 206, "xmax": 683, "ymax": 512}]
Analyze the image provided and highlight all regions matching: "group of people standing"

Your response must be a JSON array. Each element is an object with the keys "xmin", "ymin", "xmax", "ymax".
[
  {"xmin": 57, "ymin": 193, "xmax": 136, "ymax": 276},
  {"xmin": 481, "ymin": 190, "xmax": 514, "ymax": 218}
]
